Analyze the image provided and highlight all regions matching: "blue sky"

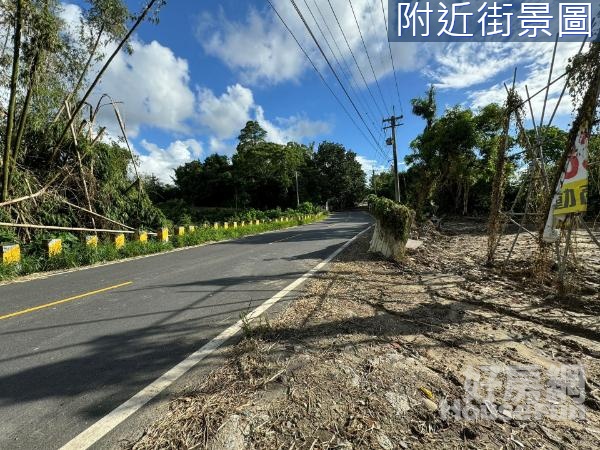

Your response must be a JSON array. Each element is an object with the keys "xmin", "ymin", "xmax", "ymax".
[{"xmin": 61, "ymin": 0, "xmax": 585, "ymax": 183}]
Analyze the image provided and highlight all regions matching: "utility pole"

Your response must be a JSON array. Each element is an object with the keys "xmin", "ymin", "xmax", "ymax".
[
  {"xmin": 372, "ymin": 169, "xmax": 376, "ymax": 195},
  {"xmin": 383, "ymin": 113, "xmax": 403, "ymax": 203},
  {"xmin": 295, "ymin": 170, "xmax": 300, "ymax": 207}
]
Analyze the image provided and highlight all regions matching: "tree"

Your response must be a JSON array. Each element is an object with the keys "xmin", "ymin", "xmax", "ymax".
[
  {"xmin": 173, "ymin": 160, "xmax": 203, "ymax": 205},
  {"xmin": 411, "ymin": 85, "xmax": 436, "ymax": 131},
  {"xmin": 171, "ymin": 155, "xmax": 234, "ymax": 207},
  {"xmin": 311, "ymin": 142, "xmax": 366, "ymax": 209},
  {"xmin": 236, "ymin": 120, "xmax": 267, "ymax": 152},
  {"xmin": 201, "ymin": 154, "xmax": 234, "ymax": 206},
  {"xmin": 142, "ymin": 175, "xmax": 177, "ymax": 204},
  {"xmin": 2, "ymin": 0, "xmax": 25, "ymax": 201},
  {"xmin": 65, "ymin": 0, "xmax": 130, "ymax": 107},
  {"xmin": 233, "ymin": 141, "xmax": 309, "ymax": 209},
  {"xmin": 406, "ymin": 103, "xmax": 510, "ymax": 217},
  {"xmin": 522, "ymin": 126, "xmax": 568, "ymax": 167},
  {"xmin": 0, "ymin": 0, "xmax": 168, "ymax": 237},
  {"xmin": 371, "ymin": 169, "xmax": 397, "ymax": 201}
]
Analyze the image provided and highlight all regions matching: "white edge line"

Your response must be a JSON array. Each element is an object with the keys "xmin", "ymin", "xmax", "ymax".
[{"xmin": 60, "ymin": 224, "xmax": 372, "ymax": 450}]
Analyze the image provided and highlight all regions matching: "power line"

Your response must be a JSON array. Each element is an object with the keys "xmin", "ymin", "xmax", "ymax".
[
  {"xmin": 301, "ymin": 0, "xmax": 381, "ymax": 137},
  {"xmin": 379, "ymin": 0, "xmax": 403, "ymax": 116},
  {"xmin": 348, "ymin": 0, "xmax": 390, "ymax": 116},
  {"xmin": 326, "ymin": 0, "xmax": 386, "ymax": 121},
  {"xmin": 288, "ymin": 0, "xmax": 387, "ymax": 159},
  {"xmin": 310, "ymin": 0, "xmax": 385, "ymax": 139},
  {"xmin": 265, "ymin": 0, "xmax": 385, "ymax": 161}
]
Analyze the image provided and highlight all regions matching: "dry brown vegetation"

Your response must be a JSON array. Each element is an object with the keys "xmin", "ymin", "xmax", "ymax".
[{"xmin": 129, "ymin": 221, "xmax": 600, "ymax": 450}]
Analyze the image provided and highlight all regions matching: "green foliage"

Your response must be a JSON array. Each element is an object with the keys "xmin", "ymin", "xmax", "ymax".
[
  {"xmin": 567, "ymin": 42, "xmax": 600, "ymax": 110},
  {"xmin": 0, "ymin": 213, "xmax": 326, "ymax": 281},
  {"xmin": 83, "ymin": 141, "xmax": 165, "ymax": 228},
  {"xmin": 587, "ymin": 134, "xmax": 600, "ymax": 218},
  {"xmin": 85, "ymin": 0, "xmax": 129, "ymax": 40},
  {"xmin": 367, "ymin": 195, "xmax": 413, "ymax": 243},
  {"xmin": 237, "ymin": 120, "xmax": 267, "ymax": 152},
  {"xmin": 297, "ymin": 201, "xmax": 318, "ymax": 214},
  {"xmin": 1, "ymin": 0, "xmax": 171, "ymax": 243},
  {"xmin": 233, "ymin": 140, "xmax": 311, "ymax": 209},
  {"xmin": 411, "ymin": 85, "xmax": 437, "ymax": 130},
  {"xmin": 160, "ymin": 121, "xmax": 366, "ymax": 214},
  {"xmin": 404, "ymin": 101, "xmax": 511, "ymax": 217},
  {"xmin": 172, "ymin": 154, "xmax": 236, "ymax": 207},
  {"xmin": 310, "ymin": 141, "xmax": 366, "ymax": 209},
  {"xmin": 371, "ymin": 170, "xmax": 397, "ymax": 201},
  {"xmin": 155, "ymin": 203, "xmax": 323, "ymax": 226},
  {"xmin": 521, "ymin": 126, "xmax": 568, "ymax": 167}
]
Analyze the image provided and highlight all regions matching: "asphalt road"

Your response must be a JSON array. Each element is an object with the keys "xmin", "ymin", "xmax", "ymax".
[{"xmin": 0, "ymin": 211, "xmax": 371, "ymax": 449}]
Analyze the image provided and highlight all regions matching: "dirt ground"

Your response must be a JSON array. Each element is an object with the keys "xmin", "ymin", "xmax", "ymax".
[{"xmin": 129, "ymin": 220, "xmax": 600, "ymax": 450}]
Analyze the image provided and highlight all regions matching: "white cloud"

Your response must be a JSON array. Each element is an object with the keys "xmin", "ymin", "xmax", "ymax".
[
  {"xmin": 301, "ymin": 0, "xmax": 422, "ymax": 85},
  {"xmin": 197, "ymin": 84, "xmax": 254, "ymax": 139},
  {"xmin": 58, "ymin": 2, "xmax": 83, "ymax": 35},
  {"xmin": 95, "ymin": 40, "xmax": 196, "ymax": 137},
  {"xmin": 425, "ymin": 43, "xmax": 528, "ymax": 90},
  {"xmin": 256, "ymin": 106, "xmax": 331, "ymax": 144},
  {"xmin": 195, "ymin": 0, "xmax": 421, "ymax": 90},
  {"xmin": 138, "ymin": 139, "xmax": 203, "ymax": 183},
  {"xmin": 208, "ymin": 137, "xmax": 235, "ymax": 155},
  {"xmin": 274, "ymin": 115, "xmax": 332, "ymax": 139},
  {"xmin": 196, "ymin": 0, "xmax": 584, "ymax": 129},
  {"xmin": 464, "ymin": 42, "xmax": 582, "ymax": 120},
  {"xmin": 197, "ymin": 7, "xmax": 307, "ymax": 85},
  {"xmin": 356, "ymin": 155, "xmax": 386, "ymax": 175},
  {"xmin": 135, "ymin": 83, "xmax": 330, "ymax": 180},
  {"xmin": 58, "ymin": 3, "xmax": 196, "ymax": 138},
  {"xmin": 197, "ymin": 84, "xmax": 331, "ymax": 144},
  {"xmin": 54, "ymin": 3, "xmax": 338, "ymax": 180}
]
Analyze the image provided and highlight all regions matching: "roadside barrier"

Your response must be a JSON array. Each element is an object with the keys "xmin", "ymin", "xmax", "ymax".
[
  {"xmin": 134, "ymin": 231, "xmax": 148, "ymax": 243},
  {"xmin": 86, "ymin": 235, "xmax": 99, "ymax": 248},
  {"xmin": 157, "ymin": 228, "xmax": 169, "ymax": 243},
  {"xmin": 0, "ymin": 243, "xmax": 20, "ymax": 264},
  {"xmin": 113, "ymin": 234, "xmax": 125, "ymax": 249},
  {"xmin": 0, "ymin": 214, "xmax": 321, "ymax": 269},
  {"xmin": 45, "ymin": 239, "xmax": 62, "ymax": 257}
]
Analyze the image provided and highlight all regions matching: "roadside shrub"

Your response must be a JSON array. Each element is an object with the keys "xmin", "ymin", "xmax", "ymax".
[
  {"xmin": 0, "ymin": 213, "xmax": 326, "ymax": 281},
  {"xmin": 367, "ymin": 195, "xmax": 414, "ymax": 261},
  {"xmin": 367, "ymin": 196, "xmax": 413, "ymax": 243},
  {"xmin": 297, "ymin": 202, "xmax": 316, "ymax": 214}
]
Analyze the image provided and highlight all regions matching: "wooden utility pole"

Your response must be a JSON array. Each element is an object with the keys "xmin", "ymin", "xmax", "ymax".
[
  {"xmin": 372, "ymin": 169, "xmax": 376, "ymax": 195},
  {"xmin": 295, "ymin": 170, "xmax": 300, "ymax": 207},
  {"xmin": 383, "ymin": 114, "xmax": 403, "ymax": 203}
]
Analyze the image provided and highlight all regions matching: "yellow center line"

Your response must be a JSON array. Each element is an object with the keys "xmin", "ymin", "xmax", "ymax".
[{"xmin": 0, "ymin": 281, "xmax": 133, "ymax": 321}]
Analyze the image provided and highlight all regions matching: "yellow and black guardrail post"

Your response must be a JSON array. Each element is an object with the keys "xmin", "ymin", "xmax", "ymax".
[
  {"xmin": 1, "ymin": 243, "xmax": 20, "ymax": 265},
  {"xmin": 44, "ymin": 239, "xmax": 62, "ymax": 257}
]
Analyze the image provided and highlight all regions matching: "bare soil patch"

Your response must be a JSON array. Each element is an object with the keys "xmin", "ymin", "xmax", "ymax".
[{"xmin": 129, "ymin": 221, "xmax": 600, "ymax": 450}]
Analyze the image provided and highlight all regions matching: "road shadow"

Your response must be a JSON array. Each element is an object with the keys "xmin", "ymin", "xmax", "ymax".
[{"xmin": 0, "ymin": 240, "xmax": 374, "ymax": 425}]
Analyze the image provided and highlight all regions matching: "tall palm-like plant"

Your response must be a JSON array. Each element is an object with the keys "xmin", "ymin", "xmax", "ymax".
[{"xmin": 411, "ymin": 85, "xmax": 436, "ymax": 130}]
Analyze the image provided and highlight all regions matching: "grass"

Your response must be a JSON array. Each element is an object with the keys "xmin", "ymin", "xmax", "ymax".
[{"xmin": 0, "ymin": 214, "xmax": 325, "ymax": 282}]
